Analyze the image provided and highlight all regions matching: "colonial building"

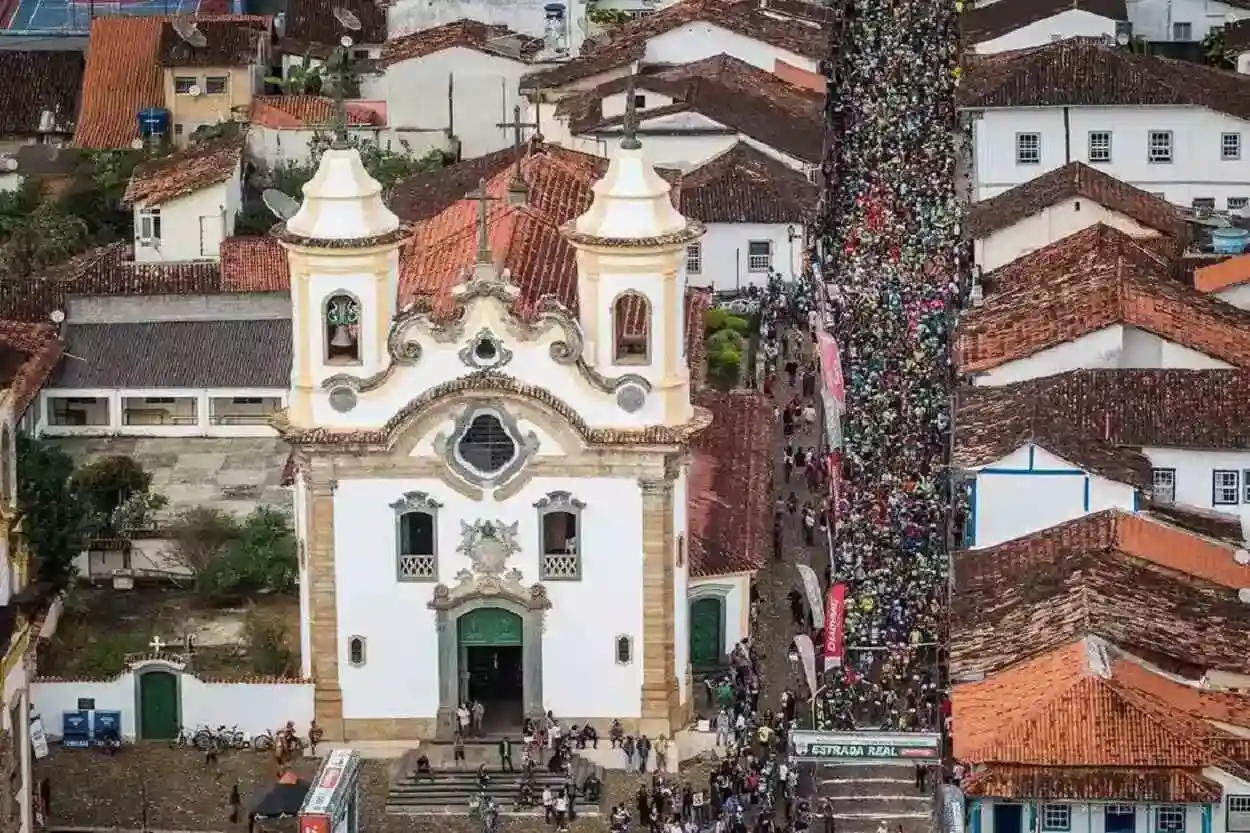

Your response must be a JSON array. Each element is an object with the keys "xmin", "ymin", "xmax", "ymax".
[
  {"xmin": 961, "ymin": 39, "xmax": 1250, "ymax": 209},
  {"xmin": 276, "ymin": 108, "xmax": 772, "ymax": 739},
  {"xmin": 961, "ymin": 0, "xmax": 1125, "ymax": 54}
]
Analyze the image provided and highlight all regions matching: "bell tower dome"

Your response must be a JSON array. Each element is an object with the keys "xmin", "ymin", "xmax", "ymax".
[
  {"xmin": 276, "ymin": 144, "xmax": 406, "ymax": 428},
  {"xmin": 561, "ymin": 78, "xmax": 704, "ymax": 427}
]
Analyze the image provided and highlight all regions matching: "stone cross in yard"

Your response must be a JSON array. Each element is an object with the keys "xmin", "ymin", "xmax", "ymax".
[{"xmin": 149, "ymin": 635, "xmax": 166, "ymax": 656}]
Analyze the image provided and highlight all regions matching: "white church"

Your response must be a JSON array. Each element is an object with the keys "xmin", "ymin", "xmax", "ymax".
[{"xmin": 274, "ymin": 117, "xmax": 745, "ymax": 741}]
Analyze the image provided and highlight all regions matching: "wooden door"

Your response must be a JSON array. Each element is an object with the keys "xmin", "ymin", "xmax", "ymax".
[
  {"xmin": 689, "ymin": 597, "xmax": 723, "ymax": 670},
  {"xmin": 138, "ymin": 670, "xmax": 178, "ymax": 740}
]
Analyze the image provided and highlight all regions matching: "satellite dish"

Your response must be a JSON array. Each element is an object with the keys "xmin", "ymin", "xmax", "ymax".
[
  {"xmin": 262, "ymin": 189, "xmax": 301, "ymax": 220},
  {"xmin": 1115, "ymin": 30, "xmax": 1130, "ymax": 45},
  {"xmin": 1236, "ymin": 549, "xmax": 1250, "ymax": 565},
  {"xmin": 188, "ymin": 84, "xmax": 203, "ymax": 97},
  {"xmin": 172, "ymin": 17, "xmax": 208, "ymax": 48},
  {"xmin": 333, "ymin": 6, "xmax": 362, "ymax": 30},
  {"xmin": 0, "ymin": 157, "xmax": 16, "ymax": 172},
  {"xmin": 340, "ymin": 34, "xmax": 354, "ymax": 47},
  {"xmin": 49, "ymin": 310, "xmax": 65, "ymax": 324},
  {"xmin": 1239, "ymin": 588, "xmax": 1250, "ymax": 604}
]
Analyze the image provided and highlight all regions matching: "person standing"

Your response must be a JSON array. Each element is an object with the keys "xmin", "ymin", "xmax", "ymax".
[
  {"xmin": 471, "ymin": 700, "xmax": 485, "ymax": 736},
  {"xmin": 499, "ymin": 736, "xmax": 514, "ymax": 772}
]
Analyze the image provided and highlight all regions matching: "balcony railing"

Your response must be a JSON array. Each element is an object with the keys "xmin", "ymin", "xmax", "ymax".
[{"xmin": 122, "ymin": 409, "xmax": 198, "ymax": 426}]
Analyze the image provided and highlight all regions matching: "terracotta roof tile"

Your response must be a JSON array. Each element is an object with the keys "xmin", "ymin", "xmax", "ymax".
[
  {"xmin": 249, "ymin": 95, "xmax": 384, "ymax": 128},
  {"xmin": 122, "ymin": 137, "xmax": 243, "ymax": 206},
  {"xmin": 1195, "ymin": 252, "xmax": 1250, "ymax": 293},
  {"xmin": 156, "ymin": 17, "xmax": 270, "ymax": 67},
  {"xmin": 0, "ymin": 321, "xmax": 63, "ymax": 418},
  {"xmin": 568, "ymin": 54, "xmax": 824, "ymax": 163},
  {"xmin": 520, "ymin": 0, "xmax": 827, "ymax": 90},
  {"xmin": 1141, "ymin": 501, "xmax": 1245, "ymax": 544},
  {"xmin": 685, "ymin": 286, "xmax": 712, "ymax": 390},
  {"xmin": 1111, "ymin": 658, "xmax": 1250, "ymax": 730},
  {"xmin": 679, "ymin": 141, "xmax": 817, "ymax": 223},
  {"xmin": 220, "ymin": 237, "xmax": 289, "ymax": 292},
  {"xmin": 967, "ymin": 162, "xmax": 1187, "ymax": 243},
  {"xmin": 960, "ymin": 38, "xmax": 1250, "ymax": 122},
  {"xmin": 957, "ymin": 224, "xmax": 1250, "ymax": 372},
  {"xmin": 283, "ymin": 0, "xmax": 385, "ymax": 47},
  {"xmin": 380, "ymin": 19, "xmax": 542, "ymax": 66},
  {"xmin": 951, "ymin": 515, "xmax": 1250, "ymax": 678},
  {"xmin": 74, "ymin": 15, "xmax": 270, "ymax": 149},
  {"xmin": 962, "ymin": 0, "xmax": 1127, "ymax": 44},
  {"xmin": 962, "ymin": 765, "xmax": 1223, "ymax": 803},
  {"xmin": 1224, "ymin": 17, "xmax": 1250, "ymax": 51},
  {"xmin": 389, "ymin": 146, "xmax": 515, "ymax": 223},
  {"xmin": 398, "ymin": 143, "xmax": 680, "ymax": 318},
  {"xmin": 0, "ymin": 50, "xmax": 84, "ymax": 136},
  {"xmin": 687, "ymin": 390, "xmax": 775, "ymax": 577}
]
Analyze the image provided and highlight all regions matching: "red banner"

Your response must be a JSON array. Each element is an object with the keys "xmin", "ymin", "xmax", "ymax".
[
  {"xmin": 816, "ymin": 332, "xmax": 845, "ymax": 407},
  {"xmin": 824, "ymin": 583, "xmax": 848, "ymax": 665}
]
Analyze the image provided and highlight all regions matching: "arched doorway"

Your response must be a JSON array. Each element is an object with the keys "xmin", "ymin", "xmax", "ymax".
[
  {"xmin": 136, "ymin": 668, "xmax": 179, "ymax": 740},
  {"xmin": 689, "ymin": 597, "xmax": 724, "ymax": 670},
  {"xmin": 456, "ymin": 607, "xmax": 524, "ymax": 732}
]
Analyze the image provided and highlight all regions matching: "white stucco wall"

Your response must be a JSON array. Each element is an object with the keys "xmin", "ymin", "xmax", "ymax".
[
  {"xmin": 31, "ymin": 665, "xmax": 313, "ymax": 741},
  {"xmin": 972, "ymin": 326, "xmax": 1232, "ymax": 386},
  {"xmin": 384, "ymin": 47, "xmax": 537, "ymax": 161},
  {"xmin": 1129, "ymin": 0, "xmax": 1250, "ymax": 42},
  {"xmin": 1143, "ymin": 447, "xmax": 1250, "ymax": 511},
  {"xmin": 388, "ymin": 0, "xmax": 599, "ymax": 55},
  {"xmin": 968, "ymin": 445, "xmax": 1136, "ymax": 548},
  {"xmin": 687, "ymin": 223, "xmax": 803, "ymax": 291},
  {"xmin": 331, "ymin": 474, "xmax": 647, "ymax": 721},
  {"xmin": 972, "ymin": 9, "xmax": 1118, "ymax": 54},
  {"xmin": 132, "ymin": 171, "xmax": 240, "ymax": 264},
  {"xmin": 971, "ymin": 106, "xmax": 1250, "ymax": 208},
  {"xmin": 643, "ymin": 23, "xmax": 818, "ymax": 74},
  {"xmin": 575, "ymin": 111, "xmax": 813, "ymax": 171},
  {"xmin": 1217, "ymin": 283, "xmax": 1250, "ymax": 308},
  {"xmin": 974, "ymin": 197, "xmax": 1163, "ymax": 272}
]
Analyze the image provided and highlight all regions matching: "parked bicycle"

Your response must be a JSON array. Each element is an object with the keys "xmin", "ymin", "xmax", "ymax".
[{"xmin": 251, "ymin": 726, "xmax": 306, "ymax": 753}]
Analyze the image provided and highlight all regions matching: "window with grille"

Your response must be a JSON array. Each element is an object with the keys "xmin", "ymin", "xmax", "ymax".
[
  {"xmin": 174, "ymin": 76, "xmax": 197, "ymax": 94},
  {"xmin": 347, "ymin": 636, "xmax": 366, "ymax": 666},
  {"xmin": 397, "ymin": 511, "xmax": 437, "ymax": 580},
  {"xmin": 747, "ymin": 240, "xmax": 773, "ymax": 272},
  {"xmin": 1105, "ymin": 806, "xmax": 1135, "ymax": 833},
  {"xmin": 1041, "ymin": 805, "xmax": 1071, "ymax": 832},
  {"xmin": 1193, "ymin": 197, "xmax": 1216, "ymax": 210},
  {"xmin": 1149, "ymin": 130, "xmax": 1174, "ymax": 163},
  {"xmin": 1224, "ymin": 132, "xmax": 1243, "ymax": 160},
  {"xmin": 1015, "ymin": 132, "xmax": 1041, "ymax": 164},
  {"xmin": 686, "ymin": 243, "xmax": 702, "ymax": 274},
  {"xmin": 1228, "ymin": 796, "xmax": 1250, "ymax": 832},
  {"xmin": 457, "ymin": 413, "xmax": 518, "ymax": 476},
  {"xmin": 1088, "ymin": 131, "xmax": 1112, "ymax": 163},
  {"xmin": 615, "ymin": 635, "xmax": 633, "ymax": 664},
  {"xmin": 1230, "ymin": 197, "xmax": 1249, "ymax": 210},
  {"xmin": 1214, "ymin": 469, "xmax": 1240, "ymax": 505},
  {"xmin": 205, "ymin": 75, "xmax": 228, "ymax": 95},
  {"xmin": 537, "ymin": 492, "xmax": 584, "ymax": 580},
  {"xmin": 1155, "ymin": 806, "xmax": 1185, "ymax": 833},
  {"xmin": 138, "ymin": 208, "xmax": 161, "ymax": 245},
  {"xmin": 1172, "ymin": 21, "xmax": 1193, "ymax": 40},
  {"xmin": 1152, "ymin": 468, "xmax": 1176, "ymax": 504}
]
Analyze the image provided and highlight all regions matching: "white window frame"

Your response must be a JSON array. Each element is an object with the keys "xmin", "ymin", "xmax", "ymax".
[
  {"xmin": 1214, "ymin": 469, "xmax": 1240, "ymax": 505},
  {"xmin": 1152, "ymin": 468, "xmax": 1176, "ymax": 504},
  {"xmin": 1088, "ymin": 131, "xmax": 1112, "ymax": 163},
  {"xmin": 1173, "ymin": 21, "xmax": 1193, "ymax": 40},
  {"xmin": 1229, "ymin": 197, "xmax": 1249, "ymax": 211},
  {"xmin": 1149, "ymin": 130, "xmax": 1174, "ymax": 163},
  {"xmin": 1155, "ymin": 806, "xmax": 1186, "ymax": 833},
  {"xmin": 1193, "ymin": 197, "xmax": 1216, "ymax": 210},
  {"xmin": 686, "ymin": 243, "xmax": 702, "ymax": 275},
  {"xmin": 747, "ymin": 240, "xmax": 772, "ymax": 273},
  {"xmin": 137, "ymin": 208, "xmax": 161, "ymax": 246},
  {"xmin": 173, "ymin": 75, "xmax": 198, "ymax": 95},
  {"xmin": 1224, "ymin": 132, "xmax": 1243, "ymax": 161},
  {"xmin": 1227, "ymin": 795, "xmax": 1250, "ymax": 833},
  {"xmin": 1015, "ymin": 132, "xmax": 1041, "ymax": 165},
  {"xmin": 1041, "ymin": 805, "xmax": 1071, "ymax": 832}
]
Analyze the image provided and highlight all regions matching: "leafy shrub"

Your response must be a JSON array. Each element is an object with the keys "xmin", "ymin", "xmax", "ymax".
[{"xmin": 243, "ymin": 604, "xmax": 298, "ymax": 677}]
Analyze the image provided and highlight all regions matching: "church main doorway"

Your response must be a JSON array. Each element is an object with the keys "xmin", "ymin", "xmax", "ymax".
[{"xmin": 457, "ymin": 607, "xmax": 524, "ymax": 733}]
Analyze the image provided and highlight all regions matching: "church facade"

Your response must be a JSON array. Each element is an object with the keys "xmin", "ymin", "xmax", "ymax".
[{"xmin": 275, "ymin": 133, "xmax": 709, "ymax": 741}]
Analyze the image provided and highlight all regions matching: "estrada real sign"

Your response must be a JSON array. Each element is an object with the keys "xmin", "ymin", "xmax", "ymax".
[{"xmin": 790, "ymin": 730, "xmax": 941, "ymax": 763}]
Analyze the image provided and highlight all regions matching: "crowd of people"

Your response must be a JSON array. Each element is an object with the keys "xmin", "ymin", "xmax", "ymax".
[{"xmin": 807, "ymin": 0, "xmax": 964, "ymax": 733}]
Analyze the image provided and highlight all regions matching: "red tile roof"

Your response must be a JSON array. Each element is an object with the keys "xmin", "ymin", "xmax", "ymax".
[
  {"xmin": 957, "ymin": 224, "xmax": 1250, "ymax": 372},
  {"xmin": 283, "ymin": 0, "xmax": 386, "ymax": 47},
  {"xmin": 967, "ymin": 162, "xmax": 1187, "ymax": 244},
  {"xmin": 962, "ymin": 765, "xmax": 1224, "ymax": 803},
  {"xmin": 1194, "ymin": 253, "xmax": 1250, "ymax": 293},
  {"xmin": 0, "ymin": 321, "xmax": 63, "ymax": 418},
  {"xmin": 249, "ymin": 95, "xmax": 385, "ymax": 128},
  {"xmin": 0, "ymin": 50, "xmax": 84, "ymax": 137},
  {"xmin": 156, "ymin": 17, "xmax": 270, "ymax": 67},
  {"xmin": 679, "ymin": 141, "xmax": 817, "ymax": 223},
  {"xmin": 520, "ymin": 0, "xmax": 827, "ymax": 90},
  {"xmin": 122, "ymin": 137, "xmax": 243, "ymax": 206},
  {"xmin": 687, "ymin": 390, "xmax": 776, "ymax": 577},
  {"xmin": 962, "ymin": 0, "xmax": 1126, "ymax": 44},
  {"xmin": 380, "ymin": 19, "xmax": 542, "ymax": 66},
  {"xmin": 220, "ymin": 237, "xmax": 289, "ymax": 292}
]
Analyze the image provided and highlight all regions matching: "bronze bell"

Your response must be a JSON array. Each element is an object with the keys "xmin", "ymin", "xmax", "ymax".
[{"xmin": 329, "ymin": 324, "xmax": 355, "ymax": 348}]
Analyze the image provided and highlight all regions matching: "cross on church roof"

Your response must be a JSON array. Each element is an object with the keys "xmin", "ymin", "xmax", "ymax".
[
  {"xmin": 497, "ymin": 104, "xmax": 538, "ymax": 203},
  {"xmin": 149, "ymin": 635, "xmax": 166, "ymax": 656},
  {"xmin": 465, "ymin": 178, "xmax": 501, "ymax": 265},
  {"xmin": 621, "ymin": 65, "xmax": 642, "ymax": 151}
]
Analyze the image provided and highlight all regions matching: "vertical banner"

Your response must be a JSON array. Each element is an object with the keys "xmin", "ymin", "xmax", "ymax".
[
  {"xmin": 792, "ymin": 634, "xmax": 817, "ymax": 698},
  {"xmin": 824, "ymin": 583, "xmax": 848, "ymax": 665},
  {"xmin": 816, "ymin": 332, "xmax": 845, "ymax": 407},
  {"xmin": 795, "ymin": 564, "xmax": 826, "ymax": 629}
]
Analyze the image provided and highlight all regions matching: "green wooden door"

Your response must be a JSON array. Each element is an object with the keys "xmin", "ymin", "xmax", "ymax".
[
  {"xmin": 690, "ymin": 597, "xmax": 723, "ymax": 670},
  {"xmin": 138, "ymin": 670, "xmax": 179, "ymax": 740},
  {"xmin": 458, "ymin": 607, "xmax": 523, "ymax": 647}
]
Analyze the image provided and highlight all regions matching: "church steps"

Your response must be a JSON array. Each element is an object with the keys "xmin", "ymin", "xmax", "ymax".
[
  {"xmin": 806, "ymin": 762, "xmax": 936, "ymax": 833},
  {"xmin": 385, "ymin": 765, "xmax": 605, "ymax": 817}
]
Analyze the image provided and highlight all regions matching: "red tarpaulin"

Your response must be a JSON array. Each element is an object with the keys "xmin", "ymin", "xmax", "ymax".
[
  {"xmin": 824, "ymin": 583, "xmax": 847, "ymax": 665},
  {"xmin": 816, "ymin": 333, "xmax": 845, "ymax": 407}
]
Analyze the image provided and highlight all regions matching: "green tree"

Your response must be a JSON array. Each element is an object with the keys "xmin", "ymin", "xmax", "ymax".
[
  {"xmin": 265, "ymin": 53, "xmax": 324, "ymax": 95},
  {"xmin": 15, "ymin": 435, "xmax": 90, "ymax": 592},
  {"xmin": 167, "ymin": 506, "xmax": 297, "ymax": 604},
  {"xmin": 0, "ymin": 202, "xmax": 90, "ymax": 277},
  {"xmin": 71, "ymin": 455, "xmax": 166, "ymax": 536},
  {"xmin": 306, "ymin": 132, "xmax": 448, "ymax": 189}
]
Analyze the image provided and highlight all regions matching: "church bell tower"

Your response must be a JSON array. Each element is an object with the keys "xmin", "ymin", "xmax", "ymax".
[
  {"xmin": 275, "ymin": 140, "xmax": 405, "ymax": 428},
  {"xmin": 561, "ymin": 77, "xmax": 705, "ymax": 427}
]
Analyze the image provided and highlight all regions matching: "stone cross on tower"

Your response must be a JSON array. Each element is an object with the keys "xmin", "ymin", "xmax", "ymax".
[
  {"xmin": 621, "ymin": 65, "xmax": 642, "ymax": 151},
  {"xmin": 465, "ymin": 178, "xmax": 500, "ymax": 265},
  {"xmin": 497, "ymin": 105, "xmax": 539, "ymax": 202}
]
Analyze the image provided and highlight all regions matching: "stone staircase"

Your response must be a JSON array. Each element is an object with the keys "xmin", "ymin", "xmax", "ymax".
[
  {"xmin": 810, "ymin": 763, "xmax": 934, "ymax": 833},
  {"xmin": 386, "ymin": 741, "xmax": 605, "ymax": 816}
]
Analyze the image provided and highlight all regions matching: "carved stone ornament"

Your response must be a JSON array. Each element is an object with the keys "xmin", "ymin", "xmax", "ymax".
[
  {"xmin": 437, "ymin": 401, "xmax": 538, "ymax": 488},
  {"xmin": 320, "ymin": 323, "xmax": 425, "ymax": 395},
  {"xmin": 428, "ymin": 519, "xmax": 553, "ymax": 611},
  {"xmin": 327, "ymin": 386, "xmax": 358, "ymax": 413},
  {"xmin": 459, "ymin": 328, "xmax": 513, "ymax": 370},
  {"xmin": 617, "ymin": 382, "xmax": 647, "ymax": 413},
  {"xmin": 456, "ymin": 519, "xmax": 521, "ymax": 577}
]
